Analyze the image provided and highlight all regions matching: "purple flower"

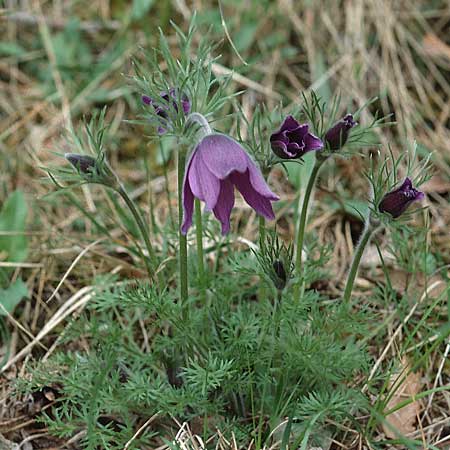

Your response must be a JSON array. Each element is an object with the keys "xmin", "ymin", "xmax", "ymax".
[
  {"xmin": 270, "ymin": 116, "xmax": 323, "ymax": 159},
  {"xmin": 182, "ymin": 134, "xmax": 279, "ymax": 235},
  {"xmin": 142, "ymin": 88, "xmax": 190, "ymax": 134},
  {"xmin": 324, "ymin": 114, "xmax": 357, "ymax": 151},
  {"xmin": 378, "ymin": 177, "xmax": 425, "ymax": 218}
]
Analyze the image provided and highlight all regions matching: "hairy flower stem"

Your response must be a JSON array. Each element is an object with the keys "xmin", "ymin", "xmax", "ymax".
[
  {"xmin": 259, "ymin": 216, "xmax": 266, "ymax": 247},
  {"xmin": 186, "ymin": 112, "xmax": 212, "ymax": 137},
  {"xmin": 294, "ymin": 160, "xmax": 323, "ymax": 298},
  {"xmin": 195, "ymin": 199, "xmax": 206, "ymax": 302},
  {"xmin": 117, "ymin": 185, "xmax": 157, "ymax": 281},
  {"xmin": 178, "ymin": 151, "xmax": 188, "ymax": 304},
  {"xmin": 343, "ymin": 221, "xmax": 381, "ymax": 304}
]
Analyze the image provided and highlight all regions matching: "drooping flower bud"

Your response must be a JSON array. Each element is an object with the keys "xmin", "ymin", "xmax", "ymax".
[
  {"xmin": 270, "ymin": 116, "xmax": 323, "ymax": 159},
  {"xmin": 272, "ymin": 259, "xmax": 287, "ymax": 290},
  {"xmin": 324, "ymin": 114, "xmax": 357, "ymax": 151},
  {"xmin": 65, "ymin": 152, "xmax": 117, "ymax": 187},
  {"xmin": 378, "ymin": 177, "xmax": 425, "ymax": 218},
  {"xmin": 142, "ymin": 88, "xmax": 191, "ymax": 134},
  {"xmin": 65, "ymin": 153, "xmax": 98, "ymax": 175}
]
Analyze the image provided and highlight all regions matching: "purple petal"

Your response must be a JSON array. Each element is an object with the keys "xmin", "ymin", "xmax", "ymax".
[
  {"xmin": 286, "ymin": 124, "xmax": 309, "ymax": 143},
  {"xmin": 286, "ymin": 141, "xmax": 303, "ymax": 153},
  {"xmin": 213, "ymin": 179, "xmax": 235, "ymax": 235},
  {"xmin": 280, "ymin": 115, "xmax": 301, "ymax": 132},
  {"xmin": 181, "ymin": 96, "xmax": 191, "ymax": 115},
  {"xmin": 142, "ymin": 95, "xmax": 152, "ymax": 105},
  {"xmin": 188, "ymin": 150, "xmax": 220, "ymax": 211},
  {"xmin": 270, "ymin": 131, "xmax": 289, "ymax": 146},
  {"xmin": 198, "ymin": 134, "xmax": 248, "ymax": 179},
  {"xmin": 245, "ymin": 156, "xmax": 279, "ymax": 201},
  {"xmin": 399, "ymin": 177, "xmax": 413, "ymax": 192},
  {"xmin": 343, "ymin": 114, "xmax": 357, "ymax": 128},
  {"xmin": 270, "ymin": 139, "xmax": 298, "ymax": 159},
  {"xmin": 303, "ymin": 132, "xmax": 324, "ymax": 151},
  {"xmin": 181, "ymin": 177, "xmax": 195, "ymax": 235},
  {"xmin": 230, "ymin": 170, "xmax": 276, "ymax": 220}
]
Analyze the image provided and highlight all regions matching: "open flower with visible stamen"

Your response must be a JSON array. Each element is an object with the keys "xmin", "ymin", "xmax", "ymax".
[
  {"xmin": 182, "ymin": 134, "xmax": 279, "ymax": 235},
  {"xmin": 379, "ymin": 177, "xmax": 425, "ymax": 218},
  {"xmin": 270, "ymin": 115, "xmax": 323, "ymax": 159}
]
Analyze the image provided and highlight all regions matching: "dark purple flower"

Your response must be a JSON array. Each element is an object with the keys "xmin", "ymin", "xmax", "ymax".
[
  {"xmin": 378, "ymin": 177, "xmax": 425, "ymax": 218},
  {"xmin": 272, "ymin": 260, "xmax": 287, "ymax": 290},
  {"xmin": 270, "ymin": 115, "xmax": 323, "ymax": 159},
  {"xmin": 142, "ymin": 88, "xmax": 190, "ymax": 134},
  {"xmin": 324, "ymin": 114, "xmax": 357, "ymax": 151},
  {"xmin": 182, "ymin": 134, "xmax": 279, "ymax": 235}
]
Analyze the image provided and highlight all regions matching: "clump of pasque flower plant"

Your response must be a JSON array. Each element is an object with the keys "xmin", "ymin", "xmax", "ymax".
[{"xmin": 37, "ymin": 18, "xmax": 433, "ymax": 449}]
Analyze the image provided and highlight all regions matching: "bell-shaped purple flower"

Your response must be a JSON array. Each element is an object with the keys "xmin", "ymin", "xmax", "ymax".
[
  {"xmin": 182, "ymin": 134, "xmax": 279, "ymax": 235},
  {"xmin": 142, "ymin": 88, "xmax": 190, "ymax": 134},
  {"xmin": 324, "ymin": 114, "xmax": 357, "ymax": 151},
  {"xmin": 270, "ymin": 116, "xmax": 323, "ymax": 159},
  {"xmin": 378, "ymin": 177, "xmax": 425, "ymax": 218}
]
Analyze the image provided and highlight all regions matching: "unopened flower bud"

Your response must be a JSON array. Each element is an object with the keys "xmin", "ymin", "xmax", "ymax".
[
  {"xmin": 379, "ymin": 177, "xmax": 425, "ymax": 218},
  {"xmin": 142, "ymin": 88, "xmax": 191, "ymax": 134},
  {"xmin": 65, "ymin": 153, "xmax": 97, "ymax": 175},
  {"xmin": 272, "ymin": 259, "xmax": 287, "ymax": 290},
  {"xmin": 324, "ymin": 114, "xmax": 357, "ymax": 151}
]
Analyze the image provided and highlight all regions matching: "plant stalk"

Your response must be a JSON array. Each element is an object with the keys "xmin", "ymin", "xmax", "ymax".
[
  {"xmin": 178, "ymin": 151, "xmax": 188, "ymax": 303},
  {"xmin": 195, "ymin": 198, "xmax": 206, "ymax": 302},
  {"xmin": 294, "ymin": 160, "xmax": 323, "ymax": 298},
  {"xmin": 117, "ymin": 185, "xmax": 157, "ymax": 281},
  {"xmin": 343, "ymin": 221, "xmax": 380, "ymax": 304},
  {"xmin": 259, "ymin": 216, "xmax": 266, "ymax": 247}
]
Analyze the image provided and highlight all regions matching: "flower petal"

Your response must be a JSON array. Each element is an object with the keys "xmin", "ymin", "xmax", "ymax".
[
  {"xmin": 198, "ymin": 134, "xmax": 248, "ymax": 179},
  {"xmin": 286, "ymin": 123, "xmax": 309, "ymax": 143},
  {"xmin": 188, "ymin": 150, "xmax": 220, "ymax": 211},
  {"xmin": 245, "ymin": 156, "xmax": 280, "ymax": 201},
  {"xmin": 280, "ymin": 115, "xmax": 301, "ymax": 132},
  {"xmin": 303, "ymin": 132, "xmax": 324, "ymax": 151},
  {"xmin": 399, "ymin": 177, "xmax": 413, "ymax": 192},
  {"xmin": 230, "ymin": 170, "xmax": 276, "ymax": 220},
  {"xmin": 270, "ymin": 140, "xmax": 298, "ymax": 159},
  {"xmin": 213, "ymin": 179, "xmax": 235, "ymax": 235},
  {"xmin": 181, "ymin": 176, "xmax": 195, "ymax": 235}
]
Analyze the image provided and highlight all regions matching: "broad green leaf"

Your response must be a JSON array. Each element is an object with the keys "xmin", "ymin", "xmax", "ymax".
[
  {"xmin": 344, "ymin": 198, "xmax": 369, "ymax": 221},
  {"xmin": 0, "ymin": 42, "xmax": 27, "ymax": 57},
  {"xmin": 0, "ymin": 190, "xmax": 28, "ymax": 264},
  {"xmin": 235, "ymin": 23, "xmax": 258, "ymax": 52},
  {"xmin": 0, "ymin": 279, "xmax": 28, "ymax": 316},
  {"xmin": 131, "ymin": 0, "xmax": 155, "ymax": 20},
  {"xmin": 287, "ymin": 152, "xmax": 316, "ymax": 191}
]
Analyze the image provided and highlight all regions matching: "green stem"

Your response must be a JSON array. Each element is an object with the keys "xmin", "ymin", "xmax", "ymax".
[
  {"xmin": 343, "ymin": 222, "xmax": 380, "ymax": 304},
  {"xmin": 259, "ymin": 216, "xmax": 266, "ymax": 246},
  {"xmin": 117, "ymin": 185, "xmax": 157, "ymax": 281},
  {"xmin": 178, "ymin": 151, "xmax": 188, "ymax": 304},
  {"xmin": 195, "ymin": 199, "xmax": 206, "ymax": 302},
  {"xmin": 294, "ymin": 161, "xmax": 323, "ymax": 298}
]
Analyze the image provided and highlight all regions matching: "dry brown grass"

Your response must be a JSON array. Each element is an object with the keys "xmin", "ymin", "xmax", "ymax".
[{"xmin": 0, "ymin": 0, "xmax": 449, "ymax": 448}]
